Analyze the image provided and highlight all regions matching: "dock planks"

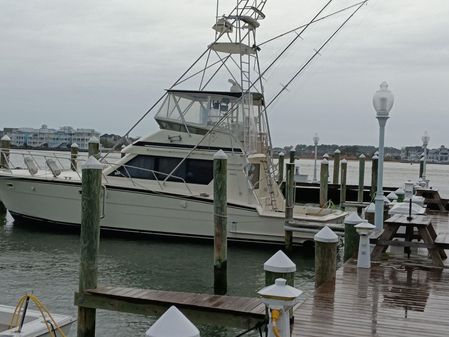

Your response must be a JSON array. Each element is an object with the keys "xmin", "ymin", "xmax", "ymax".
[
  {"xmin": 75, "ymin": 287, "xmax": 265, "ymax": 330},
  {"xmin": 74, "ymin": 213, "xmax": 449, "ymax": 336}
]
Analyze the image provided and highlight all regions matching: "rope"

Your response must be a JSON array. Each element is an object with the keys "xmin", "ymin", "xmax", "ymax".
[{"xmin": 9, "ymin": 294, "xmax": 69, "ymax": 337}]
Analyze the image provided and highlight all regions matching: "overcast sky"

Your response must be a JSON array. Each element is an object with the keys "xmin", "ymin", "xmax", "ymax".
[{"xmin": 1, "ymin": 0, "xmax": 448, "ymax": 148}]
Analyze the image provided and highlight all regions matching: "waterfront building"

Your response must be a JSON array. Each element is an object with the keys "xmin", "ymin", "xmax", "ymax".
[
  {"xmin": 401, "ymin": 145, "xmax": 449, "ymax": 164},
  {"xmin": 2, "ymin": 125, "xmax": 100, "ymax": 150}
]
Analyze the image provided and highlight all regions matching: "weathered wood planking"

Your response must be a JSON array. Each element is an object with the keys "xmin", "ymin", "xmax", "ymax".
[
  {"xmin": 75, "ymin": 287, "xmax": 265, "ymax": 330},
  {"xmin": 292, "ymin": 258, "xmax": 449, "ymax": 337}
]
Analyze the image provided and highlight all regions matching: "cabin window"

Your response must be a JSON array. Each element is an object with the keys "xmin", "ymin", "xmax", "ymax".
[{"xmin": 110, "ymin": 155, "xmax": 213, "ymax": 185}]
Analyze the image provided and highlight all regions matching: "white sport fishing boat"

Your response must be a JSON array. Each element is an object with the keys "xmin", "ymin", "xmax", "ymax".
[{"xmin": 0, "ymin": 0, "xmax": 367, "ymax": 245}]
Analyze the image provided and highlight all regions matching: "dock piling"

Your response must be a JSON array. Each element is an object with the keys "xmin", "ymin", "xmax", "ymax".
[
  {"xmin": 343, "ymin": 213, "xmax": 364, "ymax": 262},
  {"xmin": 71, "ymin": 143, "xmax": 79, "ymax": 171},
  {"xmin": 88, "ymin": 137, "xmax": 100, "ymax": 160},
  {"xmin": 314, "ymin": 226, "xmax": 338, "ymax": 288},
  {"xmin": 264, "ymin": 250, "xmax": 296, "ymax": 287},
  {"xmin": 0, "ymin": 135, "xmax": 11, "ymax": 169},
  {"xmin": 370, "ymin": 154, "xmax": 378, "ymax": 198},
  {"xmin": 77, "ymin": 156, "xmax": 103, "ymax": 337},
  {"xmin": 213, "ymin": 150, "xmax": 228, "ymax": 295},
  {"xmin": 289, "ymin": 150, "xmax": 295, "ymax": 164},
  {"xmin": 358, "ymin": 154, "xmax": 366, "ymax": 203},
  {"xmin": 145, "ymin": 306, "xmax": 200, "ymax": 337},
  {"xmin": 284, "ymin": 163, "xmax": 295, "ymax": 253},
  {"xmin": 340, "ymin": 159, "xmax": 347, "ymax": 209},
  {"xmin": 319, "ymin": 159, "xmax": 329, "ymax": 208},
  {"xmin": 277, "ymin": 152, "xmax": 285, "ymax": 185},
  {"xmin": 419, "ymin": 157, "xmax": 424, "ymax": 179},
  {"xmin": 332, "ymin": 149, "xmax": 340, "ymax": 184}
]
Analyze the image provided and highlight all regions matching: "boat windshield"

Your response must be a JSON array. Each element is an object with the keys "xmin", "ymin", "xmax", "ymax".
[{"xmin": 155, "ymin": 90, "xmax": 264, "ymax": 141}]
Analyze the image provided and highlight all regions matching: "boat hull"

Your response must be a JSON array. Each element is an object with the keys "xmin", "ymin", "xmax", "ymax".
[{"xmin": 0, "ymin": 176, "xmax": 344, "ymax": 244}]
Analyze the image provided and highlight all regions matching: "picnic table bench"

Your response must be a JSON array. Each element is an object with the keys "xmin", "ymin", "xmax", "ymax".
[{"xmin": 371, "ymin": 214, "xmax": 447, "ymax": 267}]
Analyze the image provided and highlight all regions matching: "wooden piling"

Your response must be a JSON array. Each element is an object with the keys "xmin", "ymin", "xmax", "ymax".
[
  {"xmin": 264, "ymin": 250, "xmax": 296, "ymax": 287},
  {"xmin": 370, "ymin": 154, "xmax": 378, "ymax": 198},
  {"xmin": 332, "ymin": 149, "xmax": 340, "ymax": 184},
  {"xmin": 277, "ymin": 152, "xmax": 285, "ymax": 185},
  {"xmin": 88, "ymin": 137, "xmax": 100, "ymax": 160},
  {"xmin": 0, "ymin": 135, "xmax": 11, "ymax": 169},
  {"xmin": 343, "ymin": 213, "xmax": 363, "ymax": 262},
  {"xmin": 71, "ymin": 143, "xmax": 79, "ymax": 171},
  {"xmin": 419, "ymin": 158, "xmax": 424, "ymax": 179},
  {"xmin": 314, "ymin": 226, "xmax": 338, "ymax": 288},
  {"xmin": 284, "ymin": 163, "xmax": 295, "ymax": 253},
  {"xmin": 358, "ymin": 154, "xmax": 365, "ymax": 202},
  {"xmin": 340, "ymin": 159, "xmax": 347, "ymax": 210},
  {"xmin": 77, "ymin": 156, "xmax": 103, "ymax": 337},
  {"xmin": 213, "ymin": 150, "xmax": 228, "ymax": 295},
  {"xmin": 289, "ymin": 150, "xmax": 295, "ymax": 163},
  {"xmin": 319, "ymin": 159, "xmax": 329, "ymax": 208}
]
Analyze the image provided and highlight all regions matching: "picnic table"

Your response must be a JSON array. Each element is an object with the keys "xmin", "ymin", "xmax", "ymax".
[{"xmin": 371, "ymin": 214, "xmax": 447, "ymax": 267}]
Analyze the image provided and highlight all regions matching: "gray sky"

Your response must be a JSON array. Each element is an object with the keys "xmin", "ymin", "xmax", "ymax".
[{"xmin": 1, "ymin": 0, "xmax": 448, "ymax": 148}]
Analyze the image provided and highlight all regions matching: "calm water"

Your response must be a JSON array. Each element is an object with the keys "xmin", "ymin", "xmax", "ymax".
[
  {"xmin": 1, "ymin": 152, "xmax": 447, "ymax": 336},
  {"xmin": 0, "ymin": 215, "xmax": 317, "ymax": 337}
]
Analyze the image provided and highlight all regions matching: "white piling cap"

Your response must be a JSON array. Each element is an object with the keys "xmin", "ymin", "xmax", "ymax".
[
  {"xmin": 81, "ymin": 156, "xmax": 103, "ymax": 170},
  {"xmin": 365, "ymin": 202, "xmax": 376, "ymax": 213},
  {"xmin": 323, "ymin": 153, "xmax": 329, "ymax": 159},
  {"xmin": 372, "ymin": 154, "xmax": 379, "ymax": 160},
  {"xmin": 264, "ymin": 250, "xmax": 296, "ymax": 273},
  {"xmin": 279, "ymin": 152, "xmax": 285, "ymax": 156},
  {"xmin": 321, "ymin": 158, "xmax": 328, "ymax": 165},
  {"xmin": 355, "ymin": 222, "xmax": 376, "ymax": 232},
  {"xmin": 374, "ymin": 151, "xmax": 379, "ymax": 156},
  {"xmin": 386, "ymin": 192, "xmax": 398, "ymax": 200},
  {"xmin": 359, "ymin": 154, "xmax": 366, "ymax": 159},
  {"xmin": 88, "ymin": 136, "xmax": 100, "ymax": 144},
  {"xmin": 1, "ymin": 135, "xmax": 11, "ymax": 141},
  {"xmin": 258, "ymin": 278, "xmax": 302, "ymax": 300},
  {"xmin": 344, "ymin": 212, "xmax": 364, "ymax": 225},
  {"xmin": 334, "ymin": 149, "xmax": 341, "ymax": 154},
  {"xmin": 420, "ymin": 157, "xmax": 425, "ymax": 162},
  {"xmin": 383, "ymin": 196, "xmax": 392, "ymax": 204},
  {"xmin": 71, "ymin": 143, "xmax": 79, "ymax": 148},
  {"xmin": 314, "ymin": 226, "xmax": 338, "ymax": 243},
  {"xmin": 213, "ymin": 149, "xmax": 228, "ymax": 160},
  {"xmin": 395, "ymin": 188, "xmax": 405, "ymax": 195},
  {"xmin": 341, "ymin": 159, "xmax": 347, "ymax": 164},
  {"xmin": 145, "ymin": 306, "xmax": 200, "ymax": 337}
]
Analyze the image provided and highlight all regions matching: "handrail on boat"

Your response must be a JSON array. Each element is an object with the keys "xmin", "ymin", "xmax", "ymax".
[{"xmin": 108, "ymin": 162, "xmax": 193, "ymax": 195}]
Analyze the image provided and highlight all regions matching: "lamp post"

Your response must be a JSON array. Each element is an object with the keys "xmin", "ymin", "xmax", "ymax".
[
  {"xmin": 421, "ymin": 131, "xmax": 430, "ymax": 183},
  {"xmin": 313, "ymin": 133, "xmax": 319, "ymax": 182},
  {"xmin": 372, "ymin": 82, "xmax": 394, "ymax": 231}
]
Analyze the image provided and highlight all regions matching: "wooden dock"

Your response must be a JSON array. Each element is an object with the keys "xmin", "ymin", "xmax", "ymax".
[
  {"xmin": 293, "ymin": 258, "xmax": 449, "ymax": 337},
  {"xmin": 74, "ymin": 213, "xmax": 449, "ymax": 336},
  {"xmin": 75, "ymin": 287, "xmax": 265, "ymax": 330}
]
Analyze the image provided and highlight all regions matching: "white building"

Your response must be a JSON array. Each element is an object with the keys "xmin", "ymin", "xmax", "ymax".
[{"xmin": 6, "ymin": 125, "xmax": 100, "ymax": 150}]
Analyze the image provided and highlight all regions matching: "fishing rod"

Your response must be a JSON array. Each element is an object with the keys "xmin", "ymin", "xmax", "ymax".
[{"xmin": 264, "ymin": 0, "xmax": 369, "ymax": 110}]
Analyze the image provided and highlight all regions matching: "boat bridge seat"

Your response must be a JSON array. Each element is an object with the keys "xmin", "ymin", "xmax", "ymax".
[
  {"xmin": 46, "ymin": 159, "xmax": 61, "ymax": 177},
  {"xmin": 24, "ymin": 157, "xmax": 38, "ymax": 175}
]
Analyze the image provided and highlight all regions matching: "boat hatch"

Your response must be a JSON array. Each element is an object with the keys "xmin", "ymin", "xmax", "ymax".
[{"xmin": 155, "ymin": 90, "xmax": 264, "ymax": 136}]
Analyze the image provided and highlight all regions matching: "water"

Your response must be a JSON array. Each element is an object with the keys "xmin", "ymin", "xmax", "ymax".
[
  {"xmin": 0, "ymin": 217, "xmax": 317, "ymax": 337},
  {"xmin": 1, "ymin": 152, "xmax": 448, "ymax": 336},
  {"xmin": 294, "ymin": 158, "xmax": 449, "ymax": 198}
]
